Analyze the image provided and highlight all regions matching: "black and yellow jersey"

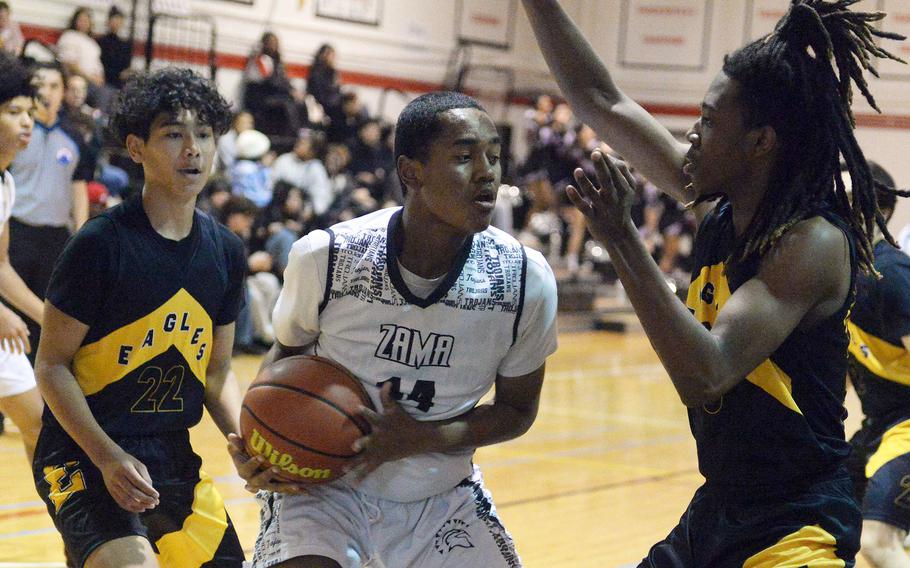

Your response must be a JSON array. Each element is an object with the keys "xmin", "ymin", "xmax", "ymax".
[
  {"xmin": 686, "ymin": 201, "xmax": 856, "ymax": 492},
  {"xmin": 847, "ymin": 240, "xmax": 910, "ymax": 429},
  {"xmin": 42, "ymin": 195, "xmax": 246, "ymax": 437}
]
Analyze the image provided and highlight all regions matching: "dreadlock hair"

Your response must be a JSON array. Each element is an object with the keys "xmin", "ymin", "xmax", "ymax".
[{"xmin": 691, "ymin": 0, "xmax": 909, "ymax": 274}]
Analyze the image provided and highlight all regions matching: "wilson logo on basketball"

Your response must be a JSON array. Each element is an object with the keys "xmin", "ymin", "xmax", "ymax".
[{"xmin": 248, "ymin": 429, "xmax": 332, "ymax": 480}]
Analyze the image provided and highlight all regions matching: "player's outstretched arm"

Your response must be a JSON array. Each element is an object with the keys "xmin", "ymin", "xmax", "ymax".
[
  {"xmin": 0, "ymin": 222, "xmax": 42, "ymax": 325},
  {"xmin": 347, "ymin": 365, "xmax": 545, "ymax": 480},
  {"xmin": 35, "ymin": 302, "xmax": 160, "ymax": 512},
  {"xmin": 204, "ymin": 323, "xmax": 243, "ymax": 439},
  {"xmin": 521, "ymin": 0, "xmax": 691, "ymax": 202},
  {"xmin": 570, "ymin": 152, "xmax": 851, "ymax": 406}
]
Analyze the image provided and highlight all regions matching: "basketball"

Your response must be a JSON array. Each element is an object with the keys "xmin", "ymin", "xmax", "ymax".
[{"xmin": 240, "ymin": 355, "xmax": 373, "ymax": 483}]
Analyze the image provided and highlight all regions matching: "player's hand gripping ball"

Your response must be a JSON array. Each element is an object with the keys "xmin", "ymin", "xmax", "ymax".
[{"xmin": 240, "ymin": 355, "xmax": 373, "ymax": 483}]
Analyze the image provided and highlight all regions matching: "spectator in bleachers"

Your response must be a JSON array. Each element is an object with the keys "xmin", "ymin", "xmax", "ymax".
[
  {"xmin": 197, "ymin": 177, "xmax": 232, "ymax": 219},
  {"xmin": 524, "ymin": 93, "xmax": 554, "ymax": 147},
  {"xmin": 9, "ymin": 61, "xmax": 92, "ymax": 361},
  {"xmin": 349, "ymin": 118, "xmax": 391, "ymax": 202},
  {"xmin": 327, "ymin": 91, "xmax": 368, "ymax": 144},
  {"xmin": 217, "ymin": 110, "xmax": 253, "ymax": 173},
  {"xmin": 243, "ymin": 31, "xmax": 307, "ymax": 136},
  {"xmin": 56, "ymin": 7, "xmax": 104, "ymax": 88},
  {"xmin": 231, "ymin": 129, "xmax": 273, "ymax": 207},
  {"xmin": 271, "ymin": 128, "xmax": 333, "ymax": 218},
  {"xmin": 306, "ymin": 43, "xmax": 342, "ymax": 126},
  {"xmin": 62, "ymin": 74, "xmax": 129, "ymax": 198},
  {"xmin": 57, "ymin": 6, "xmax": 116, "ymax": 112},
  {"xmin": 323, "ymin": 142, "xmax": 378, "ymax": 223},
  {"xmin": 0, "ymin": 2, "xmax": 24, "ymax": 56},
  {"xmin": 221, "ymin": 196, "xmax": 280, "ymax": 354},
  {"xmin": 261, "ymin": 181, "xmax": 310, "ymax": 274},
  {"xmin": 96, "ymin": 6, "xmax": 132, "ymax": 90}
]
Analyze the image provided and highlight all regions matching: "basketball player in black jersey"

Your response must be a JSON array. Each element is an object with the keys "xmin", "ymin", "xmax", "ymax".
[
  {"xmin": 32, "ymin": 68, "xmax": 247, "ymax": 568},
  {"xmin": 523, "ymin": 0, "xmax": 907, "ymax": 565},
  {"xmin": 843, "ymin": 162, "xmax": 910, "ymax": 567}
]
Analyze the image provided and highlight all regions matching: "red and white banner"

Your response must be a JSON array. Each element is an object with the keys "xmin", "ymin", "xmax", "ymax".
[{"xmin": 618, "ymin": 0, "xmax": 712, "ymax": 70}]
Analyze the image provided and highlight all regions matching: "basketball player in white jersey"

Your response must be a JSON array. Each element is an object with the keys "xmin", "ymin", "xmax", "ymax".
[
  {"xmin": 0, "ymin": 52, "xmax": 46, "ymax": 465},
  {"xmin": 229, "ymin": 91, "xmax": 558, "ymax": 568}
]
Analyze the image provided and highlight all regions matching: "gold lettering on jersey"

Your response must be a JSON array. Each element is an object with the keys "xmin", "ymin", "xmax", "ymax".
[
  {"xmin": 117, "ymin": 313, "xmax": 207, "ymax": 366},
  {"xmin": 374, "ymin": 324, "xmax": 454, "ymax": 369},
  {"xmin": 247, "ymin": 429, "xmax": 332, "ymax": 480},
  {"xmin": 76, "ymin": 289, "xmax": 213, "ymax": 394},
  {"xmin": 43, "ymin": 461, "xmax": 86, "ymax": 513}
]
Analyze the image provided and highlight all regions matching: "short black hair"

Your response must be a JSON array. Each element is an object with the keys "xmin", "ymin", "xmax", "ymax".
[
  {"xmin": 394, "ymin": 91, "xmax": 485, "ymax": 166},
  {"xmin": 0, "ymin": 2, "xmax": 10, "ymax": 12},
  {"xmin": 110, "ymin": 67, "xmax": 232, "ymax": 144},
  {"xmin": 220, "ymin": 195, "xmax": 259, "ymax": 222},
  {"xmin": 0, "ymin": 52, "xmax": 35, "ymax": 106}
]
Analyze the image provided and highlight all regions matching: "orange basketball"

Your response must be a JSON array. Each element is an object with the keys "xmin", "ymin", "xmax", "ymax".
[{"xmin": 240, "ymin": 355, "xmax": 373, "ymax": 483}]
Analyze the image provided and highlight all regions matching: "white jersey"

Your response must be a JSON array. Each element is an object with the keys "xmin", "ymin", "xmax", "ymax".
[
  {"xmin": 0, "ymin": 170, "xmax": 35, "ymax": 397},
  {"xmin": 273, "ymin": 207, "xmax": 558, "ymax": 502},
  {"xmin": 0, "ymin": 170, "xmax": 15, "ymax": 230}
]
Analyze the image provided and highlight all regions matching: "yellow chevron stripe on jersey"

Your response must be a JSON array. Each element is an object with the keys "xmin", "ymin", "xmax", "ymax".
[
  {"xmin": 686, "ymin": 262, "xmax": 732, "ymax": 326},
  {"xmin": 743, "ymin": 524, "xmax": 845, "ymax": 567},
  {"xmin": 687, "ymin": 262, "xmax": 801, "ymax": 414},
  {"xmin": 847, "ymin": 321, "xmax": 910, "ymax": 387},
  {"xmin": 73, "ymin": 288, "xmax": 212, "ymax": 395},
  {"xmin": 155, "ymin": 469, "xmax": 227, "ymax": 568},
  {"xmin": 746, "ymin": 359, "xmax": 802, "ymax": 414},
  {"xmin": 866, "ymin": 418, "xmax": 910, "ymax": 478}
]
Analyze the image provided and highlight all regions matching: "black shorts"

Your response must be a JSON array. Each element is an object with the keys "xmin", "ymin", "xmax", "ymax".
[
  {"xmin": 32, "ymin": 426, "xmax": 244, "ymax": 568},
  {"xmin": 848, "ymin": 417, "xmax": 910, "ymax": 531},
  {"xmin": 638, "ymin": 474, "xmax": 861, "ymax": 567}
]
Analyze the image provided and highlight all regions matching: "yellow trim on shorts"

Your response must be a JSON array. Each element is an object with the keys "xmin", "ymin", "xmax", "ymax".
[
  {"xmin": 73, "ymin": 288, "xmax": 212, "ymax": 395},
  {"xmin": 847, "ymin": 321, "xmax": 910, "ymax": 387},
  {"xmin": 866, "ymin": 418, "xmax": 910, "ymax": 479},
  {"xmin": 155, "ymin": 469, "xmax": 228, "ymax": 568},
  {"xmin": 743, "ymin": 524, "xmax": 845, "ymax": 567}
]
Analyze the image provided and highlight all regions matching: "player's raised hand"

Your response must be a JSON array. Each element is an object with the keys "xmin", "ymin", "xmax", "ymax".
[
  {"xmin": 346, "ymin": 382, "xmax": 431, "ymax": 481},
  {"xmin": 226, "ymin": 432, "xmax": 307, "ymax": 495},
  {"xmin": 0, "ymin": 304, "xmax": 30, "ymax": 354},
  {"xmin": 566, "ymin": 151, "xmax": 638, "ymax": 243},
  {"xmin": 94, "ymin": 446, "xmax": 159, "ymax": 513}
]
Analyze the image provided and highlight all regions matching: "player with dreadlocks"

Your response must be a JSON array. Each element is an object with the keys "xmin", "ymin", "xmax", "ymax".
[{"xmin": 522, "ymin": 0, "xmax": 905, "ymax": 565}]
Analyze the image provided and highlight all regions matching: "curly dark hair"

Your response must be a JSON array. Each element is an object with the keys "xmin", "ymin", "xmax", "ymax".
[
  {"xmin": 690, "ymin": 0, "xmax": 908, "ymax": 275},
  {"xmin": 0, "ymin": 52, "xmax": 35, "ymax": 106},
  {"xmin": 110, "ymin": 67, "xmax": 232, "ymax": 144}
]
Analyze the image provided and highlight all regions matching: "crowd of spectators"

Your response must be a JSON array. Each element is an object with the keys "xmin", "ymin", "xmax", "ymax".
[
  {"xmin": 515, "ymin": 93, "xmax": 697, "ymax": 282},
  {"xmin": 0, "ymin": 3, "xmax": 699, "ymax": 355},
  {"xmin": 0, "ymin": 4, "xmax": 404, "ymax": 354}
]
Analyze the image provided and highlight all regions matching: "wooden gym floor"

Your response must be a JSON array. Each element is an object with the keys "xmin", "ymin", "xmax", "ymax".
[{"xmin": 0, "ymin": 327, "xmax": 870, "ymax": 567}]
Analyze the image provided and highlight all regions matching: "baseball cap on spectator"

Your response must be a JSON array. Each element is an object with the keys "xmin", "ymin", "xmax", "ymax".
[{"xmin": 235, "ymin": 130, "xmax": 270, "ymax": 161}]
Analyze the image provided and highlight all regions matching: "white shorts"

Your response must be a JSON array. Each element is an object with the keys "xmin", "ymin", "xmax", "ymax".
[
  {"xmin": 0, "ymin": 349, "xmax": 36, "ymax": 398},
  {"xmin": 251, "ymin": 466, "xmax": 521, "ymax": 568}
]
